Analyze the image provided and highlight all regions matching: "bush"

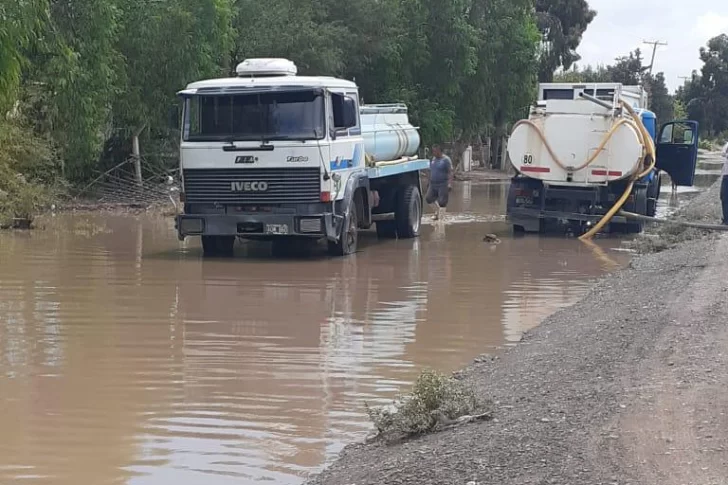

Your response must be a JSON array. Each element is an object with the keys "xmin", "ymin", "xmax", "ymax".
[
  {"xmin": 698, "ymin": 133, "xmax": 728, "ymax": 151},
  {"xmin": 366, "ymin": 369, "xmax": 488, "ymax": 442},
  {"xmin": 0, "ymin": 118, "xmax": 62, "ymax": 226}
]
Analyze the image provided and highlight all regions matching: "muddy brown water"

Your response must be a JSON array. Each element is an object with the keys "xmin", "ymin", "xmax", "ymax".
[{"xmin": 1, "ymin": 181, "xmax": 641, "ymax": 484}]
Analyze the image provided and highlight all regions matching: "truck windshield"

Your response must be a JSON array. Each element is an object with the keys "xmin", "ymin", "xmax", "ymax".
[{"xmin": 183, "ymin": 90, "xmax": 325, "ymax": 142}]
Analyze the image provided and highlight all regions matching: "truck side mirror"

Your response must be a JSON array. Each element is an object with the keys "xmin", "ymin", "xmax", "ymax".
[{"xmin": 169, "ymin": 105, "xmax": 180, "ymax": 130}]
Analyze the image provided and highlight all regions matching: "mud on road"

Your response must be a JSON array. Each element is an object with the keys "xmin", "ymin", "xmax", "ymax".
[{"xmin": 308, "ymin": 183, "xmax": 728, "ymax": 485}]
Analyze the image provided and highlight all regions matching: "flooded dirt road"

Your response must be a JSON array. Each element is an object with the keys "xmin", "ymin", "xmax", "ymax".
[{"xmin": 0, "ymin": 182, "xmax": 635, "ymax": 484}]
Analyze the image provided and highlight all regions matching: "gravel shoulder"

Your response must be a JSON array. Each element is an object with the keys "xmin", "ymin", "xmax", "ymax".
[{"xmin": 308, "ymin": 180, "xmax": 728, "ymax": 485}]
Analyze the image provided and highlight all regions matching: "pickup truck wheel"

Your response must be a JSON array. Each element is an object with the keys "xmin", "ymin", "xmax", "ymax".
[
  {"xmin": 395, "ymin": 185, "xmax": 421, "ymax": 239},
  {"xmin": 201, "ymin": 236, "xmax": 235, "ymax": 257},
  {"xmin": 376, "ymin": 220, "xmax": 397, "ymax": 239},
  {"xmin": 328, "ymin": 206, "xmax": 358, "ymax": 256}
]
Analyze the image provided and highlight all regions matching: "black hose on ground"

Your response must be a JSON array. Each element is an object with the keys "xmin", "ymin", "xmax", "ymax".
[{"xmin": 619, "ymin": 210, "xmax": 728, "ymax": 231}]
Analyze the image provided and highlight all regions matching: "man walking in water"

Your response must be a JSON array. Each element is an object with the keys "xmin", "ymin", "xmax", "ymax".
[
  {"xmin": 426, "ymin": 144, "xmax": 453, "ymax": 220},
  {"xmin": 721, "ymin": 141, "xmax": 728, "ymax": 224}
]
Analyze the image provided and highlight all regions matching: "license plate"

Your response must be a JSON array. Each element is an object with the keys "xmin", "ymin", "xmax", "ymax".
[
  {"xmin": 265, "ymin": 224, "xmax": 289, "ymax": 235},
  {"xmin": 516, "ymin": 197, "xmax": 533, "ymax": 205}
]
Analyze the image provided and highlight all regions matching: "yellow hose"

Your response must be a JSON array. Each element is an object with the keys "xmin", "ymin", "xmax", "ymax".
[{"xmin": 578, "ymin": 101, "xmax": 657, "ymax": 240}]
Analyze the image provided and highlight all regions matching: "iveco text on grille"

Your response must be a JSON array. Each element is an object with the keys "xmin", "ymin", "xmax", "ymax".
[{"xmin": 231, "ymin": 181, "xmax": 268, "ymax": 192}]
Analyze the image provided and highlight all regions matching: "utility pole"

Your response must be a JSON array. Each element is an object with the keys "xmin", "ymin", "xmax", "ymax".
[{"xmin": 643, "ymin": 40, "xmax": 668, "ymax": 75}]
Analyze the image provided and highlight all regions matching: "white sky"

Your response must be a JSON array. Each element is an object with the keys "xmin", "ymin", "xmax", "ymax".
[{"xmin": 576, "ymin": 0, "xmax": 728, "ymax": 91}]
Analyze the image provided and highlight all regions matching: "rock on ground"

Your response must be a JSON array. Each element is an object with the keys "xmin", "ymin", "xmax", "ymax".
[{"xmin": 308, "ymin": 181, "xmax": 728, "ymax": 485}]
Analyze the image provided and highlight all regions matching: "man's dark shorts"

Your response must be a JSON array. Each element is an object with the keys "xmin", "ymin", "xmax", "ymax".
[{"xmin": 426, "ymin": 183, "xmax": 449, "ymax": 207}]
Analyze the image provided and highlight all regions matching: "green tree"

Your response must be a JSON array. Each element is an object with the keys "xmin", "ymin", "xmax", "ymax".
[
  {"xmin": 553, "ymin": 64, "xmax": 610, "ymax": 82},
  {"xmin": 459, "ymin": 0, "xmax": 539, "ymax": 139},
  {"xmin": 536, "ymin": 0, "xmax": 596, "ymax": 81},
  {"xmin": 698, "ymin": 34, "xmax": 728, "ymax": 134},
  {"xmin": 643, "ymin": 72, "xmax": 673, "ymax": 124},
  {"xmin": 677, "ymin": 35, "xmax": 728, "ymax": 136},
  {"xmin": 673, "ymin": 98, "xmax": 688, "ymax": 120},
  {"xmin": 606, "ymin": 49, "xmax": 645, "ymax": 85},
  {"xmin": 232, "ymin": 0, "xmax": 343, "ymax": 75},
  {"xmin": 0, "ymin": 0, "xmax": 49, "ymax": 112},
  {"xmin": 29, "ymin": 0, "xmax": 122, "ymax": 181}
]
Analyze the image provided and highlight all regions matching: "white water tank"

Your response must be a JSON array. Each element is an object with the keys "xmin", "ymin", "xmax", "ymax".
[{"xmin": 360, "ymin": 104, "xmax": 421, "ymax": 162}]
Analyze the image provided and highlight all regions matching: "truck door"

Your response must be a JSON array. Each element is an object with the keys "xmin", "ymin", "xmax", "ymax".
[
  {"xmin": 656, "ymin": 120, "xmax": 699, "ymax": 187},
  {"xmin": 329, "ymin": 91, "xmax": 364, "ymax": 194}
]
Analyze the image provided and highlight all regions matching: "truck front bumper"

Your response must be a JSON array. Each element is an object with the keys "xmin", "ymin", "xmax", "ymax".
[{"xmin": 175, "ymin": 212, "xmax": 343, "ymax": 241}]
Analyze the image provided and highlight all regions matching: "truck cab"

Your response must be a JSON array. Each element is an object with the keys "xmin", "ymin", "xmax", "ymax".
[{"xmin": 173, "ymin": 58, "xmax": 426, "ymax": 256}]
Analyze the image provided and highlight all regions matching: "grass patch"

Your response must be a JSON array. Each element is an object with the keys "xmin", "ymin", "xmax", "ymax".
[{"xmin": 366, "ymin": 369, "xmax": 490, "ymax": 443}]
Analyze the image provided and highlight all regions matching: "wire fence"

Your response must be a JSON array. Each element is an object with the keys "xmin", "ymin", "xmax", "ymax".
[{"xmin": 70, "ymin": 156, "xmax": 179, "ymax": 209}]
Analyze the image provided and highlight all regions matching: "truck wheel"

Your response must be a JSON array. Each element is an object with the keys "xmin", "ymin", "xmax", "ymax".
[
  {"xmin": 376, "ymin": 220, "xmax": 397, "ymax": 239},
  {"xmin": 201, "ymin": 236, "xmax": 235, "ymax": 257},
  {"xmin": 647, "ymin": 199, "xmax": 658, "ymax": 218},
  {"xmin": 328, "ymin": 204, "xmax": 358, "ymax": 256},
  {"xmin": 646, "ymin": 172, "xmax": 661, "ymax": 217},
  {"xmin": 634, "ymin": 187, "xmax": 648, "ymax": 216},
  {"xmin": 629, "ymin": 188, "xmax": 648, "ymax": 233},
  {"xmin": 395, "ymin": 185, "xmax": 421, "ymax": 239}
]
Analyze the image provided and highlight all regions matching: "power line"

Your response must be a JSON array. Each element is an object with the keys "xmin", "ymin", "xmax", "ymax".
[{"xmin": 643, "ymin": 40, "xmax": 668, "ymax": 75}]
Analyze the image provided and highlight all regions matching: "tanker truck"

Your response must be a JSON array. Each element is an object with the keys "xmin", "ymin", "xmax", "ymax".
[
  {"xmin": 505, "ymin": 82, "xmax": 700, "ymax": 235},
  {"xmin": 172, "ymin": 58, "xmax": 428, "ymax": 257}
]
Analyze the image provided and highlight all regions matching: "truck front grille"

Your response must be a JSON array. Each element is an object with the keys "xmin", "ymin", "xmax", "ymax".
[{"xmin": 183, "ymin": 168, "xmax": 321, "ymax": 204}]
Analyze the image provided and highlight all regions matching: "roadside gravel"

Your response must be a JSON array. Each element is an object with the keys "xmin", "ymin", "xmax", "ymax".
[{"xmin": 308, "ymin": 179, "xmax": 728, "ymax": 485}]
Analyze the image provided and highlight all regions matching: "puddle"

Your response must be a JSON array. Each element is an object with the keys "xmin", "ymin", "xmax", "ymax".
[{"xmin": 0, "ymin": 182, "xmax": 642, "ymax": 485}]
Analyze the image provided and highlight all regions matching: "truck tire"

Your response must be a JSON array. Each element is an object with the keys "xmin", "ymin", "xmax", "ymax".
[
  {"xmin": 647, "ymin": 199, "xmax": 658, "ymax": 218},
  {"xmin": 376, "ymin": 220, "xmax": 397, "ymax": 239},
  {"xmin": 201, "ymin": 235, "xmax": 235, "ymax": 257},
  {"xmin": 647, "ymin": 172, "xmax": 661, "ymax": 200},
  {"xmin": 395, "ymin": 185, "xmax": 422, "ymax": 239},
  {"xmin": 614, "ymin": 187, "xmax": 646, "ymax": 234},
  {"xmin": 328, "ymin": 201, "xmax": 359, "ymax": 256},
  {"xmin": 646, "ymin": 172, "xmax": 661, "ymax": 217}
]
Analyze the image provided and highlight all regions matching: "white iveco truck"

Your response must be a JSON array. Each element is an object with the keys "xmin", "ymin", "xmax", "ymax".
[{"xmin": 173, "ymin": 58, "xmax": 429, "ymax": 257}]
